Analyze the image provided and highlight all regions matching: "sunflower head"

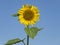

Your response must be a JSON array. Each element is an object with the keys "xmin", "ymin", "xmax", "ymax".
[{"xmin": 18, "ymin": 4, "xmax": 40, "ymax": 26}]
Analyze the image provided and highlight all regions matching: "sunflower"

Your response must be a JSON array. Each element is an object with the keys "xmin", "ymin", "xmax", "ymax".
[{"xmin": 18, "ymin": 4, "xmax": 40, "ymax": 26}]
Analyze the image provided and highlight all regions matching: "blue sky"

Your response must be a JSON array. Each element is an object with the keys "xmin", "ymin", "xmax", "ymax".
[{"xmin": 0, "ymin": 0, "xmax": 60, "ymax": 45}]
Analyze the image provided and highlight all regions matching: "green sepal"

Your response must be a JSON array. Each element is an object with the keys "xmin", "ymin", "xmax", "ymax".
[
  {"xmin": 12, "ymin": 13, "xmax": 19, "ymax": 17},
  {"xmin": 24, "ymin": 27, "xmax": 43, "ymax": 39},
  {"xmin": 5, "ymin": 38, "xmax": 22, "ymax": 45}
]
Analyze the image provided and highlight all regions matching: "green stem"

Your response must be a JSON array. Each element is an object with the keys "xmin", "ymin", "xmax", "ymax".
[
  {"xmin": 23, "ymin": 41, "xmax": 25, "ymax": 45},
  {"xmin": 27, "ymin": 26, "xmax": 29, "ymax": 45},
  {"xmin": 27, "ymin": 35, "xmax": 29, "ymax": 45},
  {"xmin": 22, "ymin": 38, "xmax": 26, "ymax": 45}
]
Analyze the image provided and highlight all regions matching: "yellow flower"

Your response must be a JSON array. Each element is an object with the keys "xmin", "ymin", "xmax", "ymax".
[{"xmin": 18, "ymin": 4, "xmax": 40, "ymax": 26}]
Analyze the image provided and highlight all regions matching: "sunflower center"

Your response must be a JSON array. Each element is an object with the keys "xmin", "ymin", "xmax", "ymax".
[{"xmin": 23, "ymin": 10, "xmax": 34, "ymax": 20}]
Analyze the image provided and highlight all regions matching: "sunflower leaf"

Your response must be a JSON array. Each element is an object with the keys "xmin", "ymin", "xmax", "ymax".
[
  {"xmin": 5, "ymin": 38, "xmax": 22, "ymax": 45},
  {"xmin": 38, "ymin": 28, "xmax": 43, "ymax": 31},
  {"xmin": 24, "ymin": 27, "xmax": 43, "ymax": 39}
]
